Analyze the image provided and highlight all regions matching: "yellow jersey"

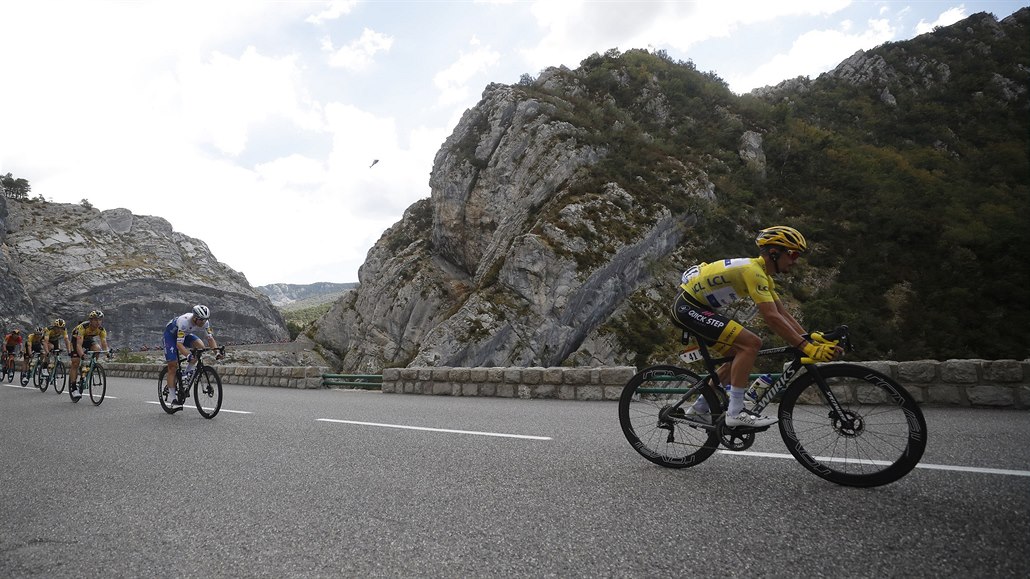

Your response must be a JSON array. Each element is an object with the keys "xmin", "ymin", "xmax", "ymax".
[
  {"xmin": 72, "ymin": 321, "xmax": 107, "ymax": 340},
  {"xmin": 680, "ymin": 257, "xmax": 778, "ymax": 308},
  {"xmin": 44, "ymin": 327, "xmax": 68, "ymax": 342}
]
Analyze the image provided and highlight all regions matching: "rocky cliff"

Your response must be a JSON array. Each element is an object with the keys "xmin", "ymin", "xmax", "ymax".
[
  {"xmin": 0, "ymin": 198, "xmax": 288, "ymax": 347},
  {"xmin": 311, "ymin": 8, "xmax": 1028, "ymax": 369}
]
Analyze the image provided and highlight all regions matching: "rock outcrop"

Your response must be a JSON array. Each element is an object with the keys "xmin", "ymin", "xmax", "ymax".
[
  {"xmin": 312, "ymin": 8, "xmax": 1029, "ymax": 369},
  {"xmin": 0, "ymin": 199, "xmax": 287, "ymax": 347}
]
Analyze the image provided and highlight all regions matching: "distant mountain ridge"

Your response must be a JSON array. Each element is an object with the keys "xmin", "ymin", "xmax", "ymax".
[{"xmin": 257, "ymin": 282, "xmax": 357, "ymax": 309}]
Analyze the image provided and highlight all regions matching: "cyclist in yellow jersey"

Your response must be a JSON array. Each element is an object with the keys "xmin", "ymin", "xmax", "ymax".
[
  {"xmin": 22, "ymin": 327, "xmax": 45, "ymax": 374},
  {"xmin": 671, "ymin": 226, "xmax": 842, "ymax": 427},
  {"xmin": 69, "ymin": 310, "xmax": 111, "ymax": 401},
  {"xmin": 42, "ymin": 318, "xmax": 71, "ymax": 368}
]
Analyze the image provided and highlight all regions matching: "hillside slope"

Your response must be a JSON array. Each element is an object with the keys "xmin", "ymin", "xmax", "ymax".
[{"xmin": 309, "ymin": 9, "xmax": 1028, "ymax": 371}]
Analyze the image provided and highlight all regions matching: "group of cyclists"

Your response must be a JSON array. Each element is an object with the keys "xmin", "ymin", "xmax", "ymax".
[
  {"xmin": 3, "ymin": 305, "xmax": 221, "ymax": 408},
  {"xmin": 3, "ymin": 311, "xmax": 110, "ymax": 400}
]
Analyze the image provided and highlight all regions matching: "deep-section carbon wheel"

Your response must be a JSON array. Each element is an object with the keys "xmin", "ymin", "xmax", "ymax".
[
  {"xmin": 157, "ymin": 367, "xmax": 182, "ymax": 414},
  {"xmin": 88, "ymin": 365, "xmax": 106, "ymax": 405},
  {"xmin": 52, "ymin": 361, "xmax": 67, "ymax": 394},
  {"xmin": 194, "ymin": 367, "xmax": 223, "ymax": 419},
  {"xmin": 619, "ymin": 365, "xmax": 722, "ymax": 469},
  {"xmin": 778, "ymin": 363, "xmax": 927, "ymax": 487}
]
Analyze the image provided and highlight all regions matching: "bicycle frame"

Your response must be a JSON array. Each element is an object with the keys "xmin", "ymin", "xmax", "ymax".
[{"xmin": 670, "ymin": 327, "xmax": 848, "ymax": 419}]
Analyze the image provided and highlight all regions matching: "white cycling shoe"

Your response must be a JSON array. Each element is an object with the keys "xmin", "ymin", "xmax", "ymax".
[{"xmin": 725, "ymin": 411, "xmax": 777, "ymax": 428}]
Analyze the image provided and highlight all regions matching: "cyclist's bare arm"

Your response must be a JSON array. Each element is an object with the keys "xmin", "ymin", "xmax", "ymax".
[{"xmin": 757, "ymin": 301, "xmax": 807, "ymax": 349}]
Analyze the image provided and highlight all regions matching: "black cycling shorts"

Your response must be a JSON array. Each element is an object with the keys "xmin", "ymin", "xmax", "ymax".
[{"xmin": 670, "ymin": 292, "xmax": 745, "ymax": 356}]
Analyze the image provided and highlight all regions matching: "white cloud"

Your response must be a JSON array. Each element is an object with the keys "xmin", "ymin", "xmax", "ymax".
[
  {"xmin": 916, "ymin": 5, "xmax": 967, "ymax": 34},
  {"xmin": 434, "ymin": 45, "xmax": 502, "ymax": 107},
  {"xmin": 728, "ymin": 18, "xmax": 897, "ymax": 92},
  {"xmin": 521, "ymin": 0, "xmax": 853, "ymax": 70},
  {"xmin": 178, "ymin": 47, "xmax": 322, "ymax": 156},
  {"xmin": 306, "ymin": 0, "xmax": 358, "ymax": 24},
  {"xmin": 326, "ymin": 28, "xmax": 395, "ymax": 71}
]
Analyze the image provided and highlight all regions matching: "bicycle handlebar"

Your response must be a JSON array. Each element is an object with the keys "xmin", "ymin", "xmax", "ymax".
[{"xmin": 798, "ymin": 325, "xmax": 852, "ymax": 364}]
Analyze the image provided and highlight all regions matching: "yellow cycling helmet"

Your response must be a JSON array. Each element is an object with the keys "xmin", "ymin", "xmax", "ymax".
[
  {"xmin": 54, "ymin": 318, "xmax": 66, "ymax": 328},
  {"xmin": 756, "ymin": 226, "xmax": 808, "ymax": 253},
  {"xmin": 89, "ymin": 310, "xmax": 104, "ymax": 319}
]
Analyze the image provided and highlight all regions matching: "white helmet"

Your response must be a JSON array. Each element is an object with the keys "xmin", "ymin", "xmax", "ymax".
[{"xmin": 192, "ymin": 304, "xmax": 210, "ymax": 320}]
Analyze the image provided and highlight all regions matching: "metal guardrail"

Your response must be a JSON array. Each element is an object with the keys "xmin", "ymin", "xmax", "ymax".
[{"xmin": 322, "ymin": 374, "xmax": 383, "ymax": 389}]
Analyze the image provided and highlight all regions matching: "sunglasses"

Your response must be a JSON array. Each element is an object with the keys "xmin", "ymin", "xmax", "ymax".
[{"xmin": 785, "ymin": 249, "xmax": 803, "ymax": 260}]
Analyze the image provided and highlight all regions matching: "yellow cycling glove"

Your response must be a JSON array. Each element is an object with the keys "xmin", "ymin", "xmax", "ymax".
[{"xmin": 802, "ymin": 341, "xmax": 837, "ymax": 362}]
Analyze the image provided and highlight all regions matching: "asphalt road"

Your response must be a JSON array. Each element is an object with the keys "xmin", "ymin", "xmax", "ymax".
[{"xmin": 2, "ymin": 376, "xmax": 1028, "ymax": 578}]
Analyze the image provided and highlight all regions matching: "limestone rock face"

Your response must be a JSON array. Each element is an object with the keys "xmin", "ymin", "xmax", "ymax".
[
  {"xmin": 310, "ymin": 78, "xmax": 714, "ymax": 372},
  {"xmin": 0, "ymin": 199, "xmax": 287, "ymax": 347}
]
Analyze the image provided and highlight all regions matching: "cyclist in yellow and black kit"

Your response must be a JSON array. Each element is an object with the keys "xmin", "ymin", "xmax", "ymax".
[
  {"xmin": 69, "ymin": 310, "xmax": 111, "ymax": 401},
  {"xmin": 671, "ymin": 226, "xmax": 842, "ymax": 428},
  {"xmin": 22, "ymin": 327, "xmax": 45, "ymax": 374},
  {"xmin": 43, "ymin": 318, "xmax": 71, "ymax": 369}
]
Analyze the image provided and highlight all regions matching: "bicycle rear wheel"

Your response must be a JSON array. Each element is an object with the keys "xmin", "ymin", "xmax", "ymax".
[
  {"xmin": 619, "ymin": 365, "xmax": 722, "ymax": 468},
  {"xmin": 194, "ymin": 366, "xmax": 222, "ymax": 419},
  {"xmin": 88, "ymin": 365, "xmax": 106, "ymax": 405},
  {"xmin": 156, "ymin": 367, "xmax": 183, "ymax": 414},
  {"xmin": 778, "ymin": 363, "xmax": 927, "ymax": 487},
  {"xmin": 52, "ymin": 361, "xmax": 66, "ymax": 394}
]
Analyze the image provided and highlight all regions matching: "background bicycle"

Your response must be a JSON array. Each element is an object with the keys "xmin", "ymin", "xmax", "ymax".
[
  {"xmin": 70, "ymin": 350, "xmax": 110, "ymax": 405},
  {"xmin": 619, "ymin": 325, "xmax": 927, "ymax": 487},
  {"xmin": 2, "ymin": 352, "xmax": 15, "ymax": 383},
  {"xmin": 21, "ymin": 351, "xmax": 42, "ymax": 387},
  {"xmin": 157, "ymin": 346, "xmax": 224, "ymax": 418},
  {"xmin": 39, "ymin": 349, "xmax": 68, "ymax": 394}
]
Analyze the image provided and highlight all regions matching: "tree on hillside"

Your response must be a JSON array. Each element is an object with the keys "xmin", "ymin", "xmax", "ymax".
[{"xmin": 1, "ymin": 172, "xmax": 31, "ymax": 199}]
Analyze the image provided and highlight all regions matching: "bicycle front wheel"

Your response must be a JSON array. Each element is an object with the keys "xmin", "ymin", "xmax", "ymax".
[
  {"xmin": 88, "ymin": 365, "xmax": 106, "ymax": 405},
  {"xmin": 778, "ymin": 363, "xmax": 927, "ymax": 487},
  {"xmin": 619, "ymin": 365, "xmax": 722, "ymax": 469},
  {"xmin": 52, "ymin": 361, "xmax": 66, "ymax": 394},
  {"xmin": 36, "ymin": 363, "xmax": 47, "ymax": 391},
  {"xmin": 194, "ymin": 366, "xmax": 222, "ymax": 418}
]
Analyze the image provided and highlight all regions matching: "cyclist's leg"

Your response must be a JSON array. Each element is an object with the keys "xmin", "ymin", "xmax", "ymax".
[
  {"xmin": 68, "ymin": 337, "xmax": 82, "ymax": 386},
  {"xmin": 162, "ymin": 323, "xmax": 182, "ymax": 403},
  {"xmin": 671, "ymin": 293, "xmax": 748, "ymax": 411}
]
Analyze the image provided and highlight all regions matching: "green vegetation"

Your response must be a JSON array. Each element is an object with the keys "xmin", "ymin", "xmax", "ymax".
[
  {"xmin": 514, "ymin": 10, "xmax": 1029, "ymax": 362},
  {"xmin": 283, "ymin": 302, "xmax": 335, "ymax": 340}
]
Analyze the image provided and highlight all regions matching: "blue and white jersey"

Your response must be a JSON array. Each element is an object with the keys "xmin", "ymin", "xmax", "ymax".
[{"xmin": 167, "ymin": 313, "xmax": 213, "ymax": 343}]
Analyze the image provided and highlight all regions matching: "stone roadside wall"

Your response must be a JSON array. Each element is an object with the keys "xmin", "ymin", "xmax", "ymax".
[
  {"xmin": 382, "ymin": 359, "xmax": 1030, "ymax": 409},
  {"xmin": 103, "ymin": 363, "xmax": 330, "ymax": 389},
  {"xmin": 99, "ymin": 359, "xmax": 1030, "ymax": 408},
  {"xmin": 382, "ymin": 366, "xmax": 637, "ymax": 400}
]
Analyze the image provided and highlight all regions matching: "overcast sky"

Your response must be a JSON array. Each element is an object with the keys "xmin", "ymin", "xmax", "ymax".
[{"xmin": 1, "ymin": 1, "xmax": 1024, "ymax": 286}]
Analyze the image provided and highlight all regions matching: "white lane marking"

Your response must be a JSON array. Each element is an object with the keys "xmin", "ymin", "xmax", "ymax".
[
  {"xmin": 143, "ymin": 401, "xmax": 251, "ymax": 414},
  {"xmin": 4, "ymin": 383, "xmax": 117, "ymax": 399},
  {"xmin": 317, "ymin": 418, "xmax": 553, "ymax": 440},
  {"xmin": 718, "ymin": 450, "xmax": 1030, "ymax": 477}
]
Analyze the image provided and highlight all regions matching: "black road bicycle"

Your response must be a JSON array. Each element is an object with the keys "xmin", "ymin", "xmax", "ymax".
[
  {"xmin": 618, "ymin": 326, "xmax": 927, "ymax": 487},
  {"xmin": 1, "ymin": 352, "xmax": 15, "ymax": 383},
  {"xmin": 157, "ymin": 346, "xmax": 224, "ymax": 419},
  {"xmin": 39, "ymin": 349, "xmax": 68, "ymax": 394},
  {"xmin": 70, "ymin": 350, "xmax": 110, "ymax": 405},
  {"xmin": 21, "ymin": 352, "xmax": 42, "ymax": 387}
]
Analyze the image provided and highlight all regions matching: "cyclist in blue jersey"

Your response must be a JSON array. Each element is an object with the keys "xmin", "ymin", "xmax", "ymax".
[{"xmin": 162, "ymin": 305, "xmax": 221, "ymax": 407}]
